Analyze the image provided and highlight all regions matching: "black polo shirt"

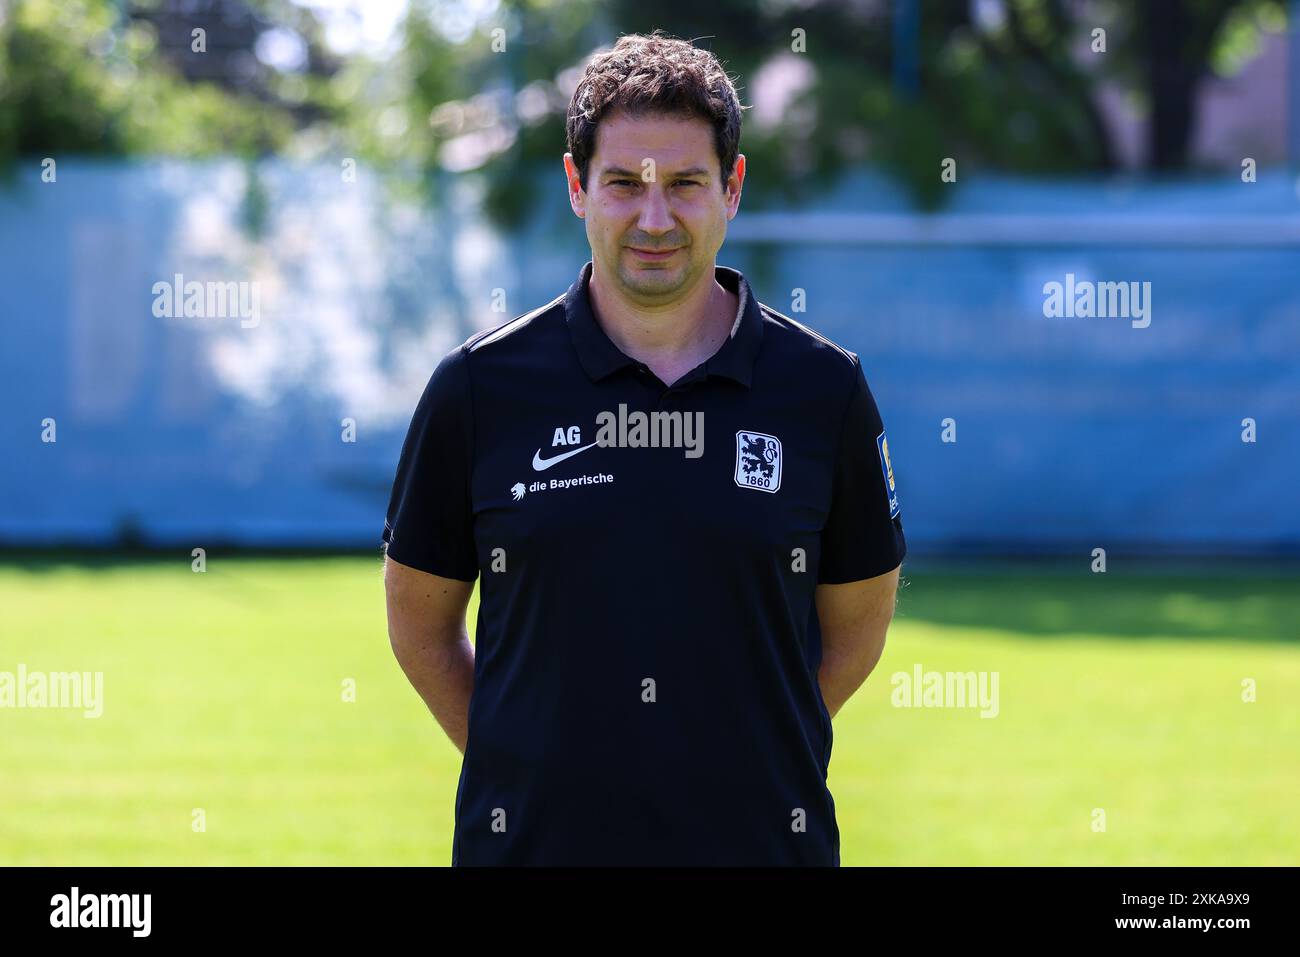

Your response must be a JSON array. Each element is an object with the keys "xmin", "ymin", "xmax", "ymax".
[{"xmin": 383, "ymin": 259, "xmax": 906, "ymax": 866}]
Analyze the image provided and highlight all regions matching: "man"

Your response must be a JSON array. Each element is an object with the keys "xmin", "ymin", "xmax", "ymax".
[{"xmin": 383, "ymin": 31, "xmax": 905, "ymax": 866}]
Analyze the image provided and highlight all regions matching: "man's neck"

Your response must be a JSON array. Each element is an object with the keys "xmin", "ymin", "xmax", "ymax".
[{"xmin": 587, "ymin": 263, "xmax": 739, "ymax": 379}]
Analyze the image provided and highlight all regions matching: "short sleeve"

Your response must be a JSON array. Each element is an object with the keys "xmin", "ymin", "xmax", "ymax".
[
  {"xmin": 381, "ymin": 345, "xmax": 479, "ymax": 582},
  {"xmin": 817, "ymin": 356, "xmax": 907, "ymax": 584}
]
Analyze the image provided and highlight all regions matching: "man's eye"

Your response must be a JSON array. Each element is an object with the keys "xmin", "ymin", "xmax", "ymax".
[{"xmin": 609, "ymin": 179, "xmax": 699, "ymax": 188}]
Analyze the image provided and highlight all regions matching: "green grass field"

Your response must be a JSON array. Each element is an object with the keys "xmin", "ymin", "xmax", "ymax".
[{"xmin": 1, "ymin": 555, "xmax": 1296, "ymax": 865}]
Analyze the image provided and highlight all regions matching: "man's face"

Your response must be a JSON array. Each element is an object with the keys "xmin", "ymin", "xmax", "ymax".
[{"xmin": 566, "ymin": 108, "xmax": 744, "ymax": 303}]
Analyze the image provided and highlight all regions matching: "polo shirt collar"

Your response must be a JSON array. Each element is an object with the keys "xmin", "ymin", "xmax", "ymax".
[{"xmin": 565, "ymin": 259, "xmax": 764, "ymax": 387}]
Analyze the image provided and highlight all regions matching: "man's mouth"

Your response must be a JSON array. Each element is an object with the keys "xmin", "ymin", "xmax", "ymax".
[{"xmin": 628, "ymin": 247, "xmax": 680, "ymax": 261}]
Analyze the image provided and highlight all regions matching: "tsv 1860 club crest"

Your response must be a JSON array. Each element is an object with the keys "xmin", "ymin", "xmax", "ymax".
[{"xmin": 734, "ymin": 430, "xmax": 782, "ymax": 493}]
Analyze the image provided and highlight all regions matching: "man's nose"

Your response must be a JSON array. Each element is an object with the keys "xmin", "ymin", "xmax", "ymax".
[{"xmin": 636, "ymin": 185, "xmax": 676, "ymax": 234}]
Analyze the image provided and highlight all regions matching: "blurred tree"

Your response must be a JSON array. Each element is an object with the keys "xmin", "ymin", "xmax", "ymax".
[
  {"xmin": 130, "ymin": 0, "xmax": 342, "ymax": 126},
  {"xmin": 1, "ymin": 0, "xmax": 1287, "ymax": 211},
  {"xmin": 1128, "ymin": 0, "xmax": 1287, "ymax": 169},
  {"xmin": 360, "ymin": 0, "xmax": 1287, "ymax": 218},
  {"xmin": 835, "ymin": 0, "xmax": 1288, "ymax": 205},
  {"xmin": 0, "ymin": 0, "xmax": 338, "ymax": 168}
]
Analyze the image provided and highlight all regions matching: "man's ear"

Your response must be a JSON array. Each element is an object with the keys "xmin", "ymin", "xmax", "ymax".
[
  {"xmin": 725, "ymin": 153, "xmax": 745, "ymax": 218},
  {"xmin": 564, "ymin": 153, "xmax": 585, "ymax": 217}
]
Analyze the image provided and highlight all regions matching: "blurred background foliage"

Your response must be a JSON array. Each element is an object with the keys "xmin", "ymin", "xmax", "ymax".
[{"xmin": 0, "ymin": 0, "xmax": 1289, "ymax": 215}]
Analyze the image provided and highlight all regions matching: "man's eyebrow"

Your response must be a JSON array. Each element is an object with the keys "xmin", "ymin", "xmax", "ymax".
[{"xmin": 599, "ymin": 165, "xmax": 711, "ymax": 179}]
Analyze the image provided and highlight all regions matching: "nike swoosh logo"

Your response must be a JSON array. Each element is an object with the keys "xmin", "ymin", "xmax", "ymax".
[{"xmin": 532, "ymin": 441, "xmax": 599, "ymax": 471}]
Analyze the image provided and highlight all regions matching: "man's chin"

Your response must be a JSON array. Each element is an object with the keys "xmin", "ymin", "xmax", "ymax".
[{"xmin": 618, "ymin": 262, "xmax": 690, "ymax": 297}]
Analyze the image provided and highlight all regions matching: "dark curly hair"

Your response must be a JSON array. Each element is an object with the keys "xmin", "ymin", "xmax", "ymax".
[{"xmin": 566, "ymin": 31, "xmax": 746, "ymax": 193}]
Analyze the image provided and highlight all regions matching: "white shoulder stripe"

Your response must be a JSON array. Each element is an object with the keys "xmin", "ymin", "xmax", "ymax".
[
  {"xmin": 468, "ymin": 292, "xmax": 564, "ymax": 353},
  {"xmin": 758, "ymin": 303, "xmax": 855, "ymax": 364},
  {"xmin": 728, "ymin": 281, "xmax": 748, "ymax": 339}
]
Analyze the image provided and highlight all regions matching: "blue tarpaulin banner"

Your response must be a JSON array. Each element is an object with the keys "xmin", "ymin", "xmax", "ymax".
[{"xmin": 2, "ymin": 162, "xmax": 1296, "ymax": 555}]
